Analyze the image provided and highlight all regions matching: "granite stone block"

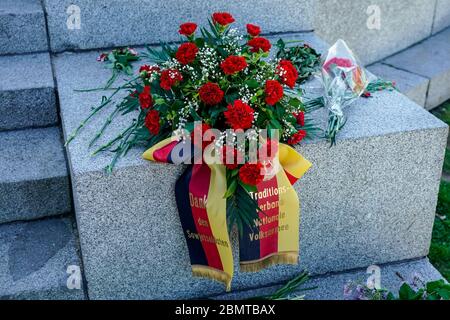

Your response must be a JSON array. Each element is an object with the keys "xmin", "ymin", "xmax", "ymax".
[
  {"xmin": 0, "ymin": 0, "xmax": 48, "ymax": 55},
  {"xmin": 384, "ymin": 27, "xmax": 450, "ymax": 109},
  {"xmin": 43, "ymin": 0, "xmax": 314, "ymax": 52},
  {"xmin": 0, "ymin": 217, "xmax": 85, "ymax": 300},
  {"xmin": 0, "ymin": 127, "xmax": 72, "ymax": 224},
  {"xmin": 54, "ymin": 33, "xmax": 448, "ymax": 299},
  {"xmin": 433, "ymin": 0, "xmax": 450, "ymax": 34},
  {"xmin": 314, "ymin": 0, "xmax": 436, "ymax": 65},
  {"xmin": 367, "ymin": 63, "xmax": 429, "ymax": 107},
  {"xmin": 213, "ymin": 258, "xmax": 445, "ymax": 300},
  {"xmin": 0, "ymin": 53, "xmax": 57, "ymax": 131}
]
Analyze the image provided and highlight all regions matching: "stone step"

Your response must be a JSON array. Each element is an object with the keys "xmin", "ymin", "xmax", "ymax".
[
  {"xmin": 0, "ymin": 216, "xmax": 85, "ymax": 299},
  {"xmin": 383, "ymin": 27, "xmax": 450, "ymax": 110},
  {"xmin": 0, "ymin": 127, "xmax": 72, "ymax": 224},
  {"xmin": 0, "ymin": 0, "xmax": 48, "ymax": 55},
  {"xmin": 433, "ymin": 0, "xmax": 450, "ymax": 34},
  {"xmin": 42, "ymin": 0, "xmax": 450, "ymax": 64},
  {"xmin": 42, "ymin": 0, "xmax": 450, "ymax": 65},
  {"xmin": 313, "ymin": 0, "xmax": 445, "ymax": 65},
  {"xmin": 54, "ymin": 33, "xmax": 448, "ymax": 299},
  {"xmin": 213, "ymin": 258, "xmax": 445, "ymax": 300},
  {"xmin": 43, "ymin": 0, "xmax": 314, "ymax": 52},
  {"xmin": 0, "ymin": 53, "xmax": 57, "ymax": 131},
  {"xmin": 367, "ymin": 63, "xmax": 429, "ymax": 107}
]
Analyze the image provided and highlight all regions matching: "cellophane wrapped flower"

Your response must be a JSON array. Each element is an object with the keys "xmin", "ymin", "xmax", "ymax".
[{"xmin": 321, "ymin": 39, "xmax": 369, "ymax": 144}]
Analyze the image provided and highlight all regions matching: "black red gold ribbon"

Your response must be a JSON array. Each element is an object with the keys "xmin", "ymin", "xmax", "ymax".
[{"xmin": 143, "ymin": 138, "xmax": 311, "ymax": 291}]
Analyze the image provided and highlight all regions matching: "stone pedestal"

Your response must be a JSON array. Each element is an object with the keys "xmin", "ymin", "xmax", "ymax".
[{"xmin": 54, "ymin": 33, "xmax": 448, "ymax": 299}]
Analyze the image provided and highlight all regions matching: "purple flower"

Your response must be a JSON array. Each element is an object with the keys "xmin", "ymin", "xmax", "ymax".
[{"xmin": 343, "ymin": 282, "xmax": 353, "ymax": 298}]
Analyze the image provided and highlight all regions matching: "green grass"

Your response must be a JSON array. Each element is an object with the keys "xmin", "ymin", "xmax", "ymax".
[
  {"xmin": 432, "ymin": 100, "xmax": 450, "ymax": 126},
  {"xmin": 444, "ymin": 149, "xmax": 450, "ymax": 174},
  {"xmin": 429, "ymin": 100, "xmax": 450, "ymax": 281},
  {"xmin": 432, "ymin": 100, "xmax": 450, "ymax": 173},
  {"xmin": 429, "ymin": 181, "xmax": 450, "ymax": 281}
]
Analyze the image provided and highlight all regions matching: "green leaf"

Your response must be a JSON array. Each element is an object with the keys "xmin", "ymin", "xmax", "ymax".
[
  {"xmin": 289, "ymin": 97, "xmax": 302, "ymax": 108},
  {"xmin": 269, "ymin": 119, "xmax": 282, "ymax": 129},
  {"xmin": 194, "ymin": 38, "xmax": 205, "ymax": 48},
  {"xmin": 239, "ymin": 181, "xmax": 257, "ymax": 193},
  {"xmin": 399, "ymin": 283, "xmax": 418, "ymax": 300},
  {"xmin": 245, "ymin": 79, "xmax": 260, "ymax": 89},
  {"xmin": 386, "ymin": 292, "xmax": 396, "ymax": 300},
  {"xmin": 426, "ymin": 279, "xmax": 446, "ymax": 292},
  {"xmin": 225, "ymin": 92, "xmax": 240, "ymax": 104},
  {"xmin": 426, "ymin": 293, "xmax": 440, "ymax": 300},
  {"xmin": 276, "ymin": 38, "xmax": 285, "ymax": 51},
  {"xmin": 210, "ymin": 105, "xmax": 227, "ymax": 119},
  {"xmin": 154, "ymin": 98, "xmax": 166, "ymax": 105},
  {"xmin": 436, "ymin": 287, "xmax": 450, "ymax": 299},
  {"xmin": 224, "ymin": 179, "xmax": 238, "ymax": 199}
]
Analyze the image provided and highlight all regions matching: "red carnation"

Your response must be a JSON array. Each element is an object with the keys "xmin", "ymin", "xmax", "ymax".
[
  {"xmin": 176, "ymin": 42, "xmax": 198, "ymax": 65},
  {"xmin": 221, "ymin": 146, "xmax": 243, "ymax": 170},
  {"xmin": 139, "ymin": 64, "xmax": 160, "ymax": 74},
  {"xmin": 287, "ymin": 130, "xmax": 307, "ymax": 145},
  {"xmin": 277, "ymin": 59, "xmax": 299, "ymax": 88},
  {"xmin": 139, "ymin": 85, "xmax": 153, "ymax": 109},
  {"xmin": 212, "ymin": 12, "xmax": 235, "ymax": 26},
  {"xmin": 248, "ymin": 37, "xmax": 271, "ymax": 53},
  {"xmin": 265, "ymin": 80, "xmax": 283, "ymax": 105},
  {"xmin": 160, "ymin": 69, "xmax": 183, "ymax": 90},
  {"xmin": 179, "ymin": 22, "xmax": 197, "ymax": 36},
  {"xmin": 139, "ymin": 64, "xmax": 160, "ymax": 79},
  {"xmin": 224, "ymin": 100, "xmax": 254, "ymax": 130},
  {"xmin": 294, "ymin": 111, "xmax": 305, "ymax": 126},
  {"xmin": 246, "ymin": 24, "xmax": 261, "ymax": 37},
  {"xmin": 239, "ymin": 162, "xmax": 265, "ymax": 186},
  {"xmin": 190, "ymin": 123, "xmax": 213, "ymax": 150},
  {"xmin": 199, "ymin": 82, "xmax": 224, "ymax": 105},
  {"xmin": 145, "ymin": 110, "xmax": 160, "ymax": 135},
  {"xmin": 220, "ymin": 55, "xmax": 248, "ymax": 75}
]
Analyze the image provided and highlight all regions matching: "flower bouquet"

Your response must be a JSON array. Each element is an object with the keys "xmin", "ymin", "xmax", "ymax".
[
  {"xmin": 66, "ymin": 12, "xmax": 394, "ymax": 291},
  {"xmin": 67, "ymin": 12, "xmax": 323, "ymax": 290},
  {"xmin": 321, "ymin": 39, "xmax": 369, "ymax": 144},
  {"xmin": 305, "ymin": 39, "xmax": 396, "ymax": 144}
]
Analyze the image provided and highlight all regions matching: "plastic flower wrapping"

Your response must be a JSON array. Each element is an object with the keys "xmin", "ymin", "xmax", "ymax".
[{"xmin": 321, "ymin": 39, "xmax": 369, "ymax": 144}]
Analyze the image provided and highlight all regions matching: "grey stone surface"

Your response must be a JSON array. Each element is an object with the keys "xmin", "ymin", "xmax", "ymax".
[
  {"xmin": 314, "ymin": 0, "xmax": 436, "ymax": 65},
  {"xmin": 213, "ymin": 258, "xmax": 445, "ymax": 300},
  {"xmin": 0, "ymin": 217, "xmax": 85, "ymax": 300},
  {"xmin": 0, "ymin": 127, "xmax": 72, "ymax": 224},
  {"xmin": 0, "ymin": 53, "xmax": 57, "ymax": 131},
  {"xmin": 367, "ymin": 63, "xmax": 429, "ymax": 107},
  {"xmin": 0, "ymin": 0, "xmax": 48, "ymax": 55},
  {"xmin": 384, "ymin": 27, "xmax": 450, "ymax": 109},
  {"xmin": 54, "ymin": 33, "xmax": 448, "ymax": 299},
  {"xmin": 433, "ymin": 0, "xmax": 450, "ymax": 34},
  {"xmin": 44, "ymin": 0, "xmax": 314, "ymax": 52}
]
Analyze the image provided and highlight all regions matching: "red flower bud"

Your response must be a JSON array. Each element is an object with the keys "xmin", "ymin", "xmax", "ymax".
[
  {"xmin": 246, "ymin": 24, "xmax": 261, "ymax": 37},
  {"xmin": 179, "ymin": 22, "xmax": 197, "ymax": 36}
]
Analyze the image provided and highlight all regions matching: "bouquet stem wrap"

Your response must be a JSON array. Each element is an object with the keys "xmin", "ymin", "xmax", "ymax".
[
  {"xmin": 321, "ymin": 39, "xmax": 369, "ymax": 144},
  {"xmin": 143, "ymin": 138, "xmax": 311, "ymax": 291}
]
